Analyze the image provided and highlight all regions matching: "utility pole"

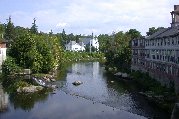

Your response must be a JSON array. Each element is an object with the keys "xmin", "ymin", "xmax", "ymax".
[{"xmin": 90, "ymin": 40, "xmax": 91, "ymax": 53}]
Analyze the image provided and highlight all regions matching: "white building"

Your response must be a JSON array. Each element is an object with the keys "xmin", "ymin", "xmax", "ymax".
[
  {"xmin": 65, "ymin": 41, "xmax": 85, "ymax": 51},
  {"xmin": 79, "ymin": 36, "xmax": 99, "ymax": 51},
  {"xmin": 65, "ymin": 34, "xmax": 99, "ymax": 52},
  {"xmin": 91, "ymin": 37, "xmax": 99, "ymax": 50},
  {"xmin": 0, "ymin": 41, "xmax": 6, "ymax": 69}
]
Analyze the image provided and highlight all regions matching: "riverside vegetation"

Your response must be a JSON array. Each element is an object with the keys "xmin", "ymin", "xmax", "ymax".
[
  {"xmin": 0, "ymin": 17, "xmax": 176, "ymax": 114},
  {"xmin": 98, "ymin": 29, "xmax": 176, "ymax": 114},
  {"xmin": 0, "ymin": 17, "xmax": 104, "ymax": 93}
]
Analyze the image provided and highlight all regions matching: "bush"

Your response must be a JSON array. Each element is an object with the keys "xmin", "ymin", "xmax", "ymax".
[{"xmin": 2, "ymin": 57, "xmax": 21, "ymax": 76}]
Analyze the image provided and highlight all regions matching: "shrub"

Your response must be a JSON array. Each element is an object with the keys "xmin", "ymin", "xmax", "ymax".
[{"xmin": 2, "ymin": 57, "xmax": 21, "ymax": 76}]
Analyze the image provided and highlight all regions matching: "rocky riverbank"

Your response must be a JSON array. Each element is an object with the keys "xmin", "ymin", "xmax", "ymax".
[
  {"xmin": 17, "ymin": 85, "xmax": 43, "ymax": 93},
  {"xmin": 106, "ymin": 68, "xmax": 176, "ymax": 113}
]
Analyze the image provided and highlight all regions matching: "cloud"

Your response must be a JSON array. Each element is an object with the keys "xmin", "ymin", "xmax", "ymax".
[
  {"xmin": 0, "ymin": 0, "xmax": 179, "ymax": 35},
  {"xmin": 56, "ymin": 22, "xmax": 69, "ymax": 28}
]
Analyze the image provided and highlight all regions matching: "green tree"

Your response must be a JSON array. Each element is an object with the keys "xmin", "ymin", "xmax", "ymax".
[
  {"xmin": 105, "ymin": 31, "xmax": 131, "ymax": 73},
  {"xmin": 9, "ymin": 31, "xmax": 36, "ymax": 68},
  {"xmin": 146, "ymin": 27, "xmax": 164, "ymax": 36},
  {"xmin": 0, "ymin": 23, "xmax": 5, "ymax": 42},
  {"xmin": 146, "ymin": 27, "xmax": 156, "ymax": 36},
  {"xmin": 30, "ymin": 18, "xmax": 38, "ymax": 34},
  {"xmin": 126, "ymin": 29, "xmax": 141, "ymax": 40},
  {"xmin": 4, "ymin": 16, "xmax": 15, "ymax": 47},
  {"xmin": 98, "ymin": 34, "xmax": 112, "ymax": 53}
]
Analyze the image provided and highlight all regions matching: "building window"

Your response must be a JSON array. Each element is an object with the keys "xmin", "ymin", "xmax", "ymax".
[
  {"xmin": 172, "ymin": 39, "xmax": 174, "ymax": 45},
  {"xmin": 168, "ymin": 39, "xmax": 170, "ymax": 45},
  {"xmin": 164, "ymin": 39, "xmax": 166, "ymax": 46}
]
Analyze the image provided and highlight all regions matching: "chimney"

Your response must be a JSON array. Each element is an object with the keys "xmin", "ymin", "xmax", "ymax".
[{"xmin": 171, "ymin": 5, "xmax": 179, "ymax": 27}]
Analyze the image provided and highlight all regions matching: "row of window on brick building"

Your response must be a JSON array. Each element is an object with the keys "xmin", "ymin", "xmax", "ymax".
[
  {"xmin": 132, "ymin": 49, "xmax": 179, "ymax": 64},
  {"xmin": 132, "ymin": 35, "xmax": 179, "ymax": 47},
  {"xmin": 146, "ymin": 35, "xmax": 179, "ymax": 47},
  {"xmin": 132, "ymin": 57, "xmax": 178, "ymax": 76}
]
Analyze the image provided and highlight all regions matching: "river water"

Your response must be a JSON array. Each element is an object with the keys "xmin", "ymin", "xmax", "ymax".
[{"xmin": 0, "ymin": 62, "xmax": 170, "ymax": 119}]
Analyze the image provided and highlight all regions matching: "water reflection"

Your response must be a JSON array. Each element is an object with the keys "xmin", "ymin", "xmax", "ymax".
[
  {"xmin": 0, "ymin": 62, "xmax": 170, "ymax": 119},
  {"xmin": 9, "ymin": 91, "xmax": 49, "ymax": 111},
  {"xmin": 0, "ymin": 84, "xmax": 8, "ymax": 112},
  {"xmin": 61, "ymin": 62, "xmax": 170, "ymax": 119}
]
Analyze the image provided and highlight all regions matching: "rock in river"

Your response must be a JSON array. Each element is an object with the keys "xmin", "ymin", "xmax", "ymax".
[
  {"xmin": 17, "ymin": 85, "xmax": 43, "ymax": 93},
  {"xmin": 72, "ymin": 81, "xmax": 83, "ymax": 86}
]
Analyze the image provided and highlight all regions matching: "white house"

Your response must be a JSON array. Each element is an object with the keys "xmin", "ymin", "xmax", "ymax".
[
  {"xmin": 79, "ymin": 37, "xmax": 99, "ymax": 51},
  {"xmin": 91, "ymin": 37, "xmax": 99, "ymax": 50},
  {"xmin": 0, "ymin": 41, "xmax": 6, "ymax": 68},
  {"xmin": 65, "ymin": 41, "xmax": 85, "ymax": 51}
]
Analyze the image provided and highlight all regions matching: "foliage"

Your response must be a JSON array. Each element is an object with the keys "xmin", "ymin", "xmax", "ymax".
[
  {"xmin": 98, "ymin": 34, "xmax": 112, "ymax": 53},
  {"xmin": 146, "ymin": 27, "xmax": 165, "ymax": 36},
  {"xmin": 7, "ymin": 20, "xmax": 63, "ymax": 73},
  {"xmin": 63, "ymin": 51, "xmax": 104, "ymax": 63},
  {"xmin": 130, "ymin": 71, "xmax": 175, "ymax": 94},
  {"xmin": 14, "ymin": 80, "xmax": 30, "ymax": 89},
  {"xmin": 104, "ymin": 31, "xmax": 131, "ymax": 73},
  {"xmin": 4, "ymin": 17, "xmax": 15, "ymax": 46},
  {"xmin": 100, "ymin": 29, "xmax": 141, "ymax": 73},
  {"xmin": 2, "ymin": 57, "xmax": 21, "ymax": 76},
  {"xmin": 0, "ymin": 23, "xmax": 5, "ymax": 42},
  {"xmin": 30, "ymin": 18, "xmax": 38, "ymax": 34}
]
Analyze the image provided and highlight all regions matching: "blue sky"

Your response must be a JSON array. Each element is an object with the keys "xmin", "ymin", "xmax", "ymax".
[{"xmin": 0, "ymin": 0, "xmax": 178, "ymax": 35}]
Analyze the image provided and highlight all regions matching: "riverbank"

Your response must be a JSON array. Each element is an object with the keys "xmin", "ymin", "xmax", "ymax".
[
  {"xmin": 62, "ymin": 51, "xmax": 105, "ymax": 63},
  {"xmin": 132, "ymin": 71, "xmax": 175, "ymax": 113},
  {"xmin": 0, "ymin": 62, "xmax": 171, "ymax": 119},
  {"xmin": 106, "ymin": 67, "xmax": 176, "ymax": 113}
]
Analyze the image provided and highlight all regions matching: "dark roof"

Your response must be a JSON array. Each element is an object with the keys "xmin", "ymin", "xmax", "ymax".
[
  {"xmin": 156, "ymin": 26, "xmax": 179, "ymax": 38},
  {"xmin": 146, "ymin": 28, "xmax": 169, "ymax": 40},
  {"xmin": 78, "ymin": 42, "xmax": 84, "ymax": 46},
  {"xmin": 79, "ymin": 38, "xmax": 92, "ymax": 45},
  {"xmin": 146, "ymin": 26, "xmax": 179, "ymax": 40},
  {"xmin": 67, "ymin": 41, "xmax": 76, "ymax": 45}
]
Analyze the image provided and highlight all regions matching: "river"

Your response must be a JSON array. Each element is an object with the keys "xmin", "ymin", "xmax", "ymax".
[{"xmin": 0, "ymin": 62, "xmax": 170, "ymax": 119}]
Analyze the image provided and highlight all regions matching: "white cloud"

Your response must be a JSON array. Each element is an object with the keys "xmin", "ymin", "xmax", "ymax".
[
  {"xmin": 1, "ymin": 0, "xmax": 179, "ymax": 35},
  {"xmin": 56, "ymin": 22, "xmax": 68, "ymax": 28}
]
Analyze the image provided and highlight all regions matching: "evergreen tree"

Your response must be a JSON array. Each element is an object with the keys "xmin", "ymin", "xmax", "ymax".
[
  {"xmin": 30, "ymin": 18, "xmax": 38, "ymax": 34},
  {"xmin": 4, "ymin": 16, "xmax": 15, "ymax": 47},
  {"xmin": 0, "ymin": 23, "xmax": 5, "ymax": 41}
]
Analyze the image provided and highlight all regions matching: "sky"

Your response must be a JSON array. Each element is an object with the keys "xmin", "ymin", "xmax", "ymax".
[{"xmin": 0, "ymin": 0, "xmax": 178, "ymax": 36}]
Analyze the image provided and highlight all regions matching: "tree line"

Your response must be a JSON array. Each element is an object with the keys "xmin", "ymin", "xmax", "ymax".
[
  {"xmin": 0, "ymin": 16, "xmax": 163, "ymax": 75},
  {"xmin": 1, "ymin": 17, "xmax": 63, "ymax": 75},
  {"xmin": 97, "ymin": 27, "xmax": 163, "ymax": 73},
  {"xmin": 0, "ymin": 17, "xmax": 102, "ymax": 75}
]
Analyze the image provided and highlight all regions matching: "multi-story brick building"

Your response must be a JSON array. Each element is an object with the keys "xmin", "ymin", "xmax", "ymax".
[{"xmin": 131, "ymin": 5, "xmax": 179, "ymax": 88}]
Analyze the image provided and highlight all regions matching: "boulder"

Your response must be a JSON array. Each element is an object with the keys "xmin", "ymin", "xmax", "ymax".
[
  {"xmin": 121, "ymin": 73, "xmax": 128, "ymax": 78},
  {"xmin": 51, "ymin": 85, "xmax": 57, "ymax": 89},
  {"xmin": 50, "ymin": 78, "xmax": 56, "ymax": 82},
  {"xmin": 72, "ymin": 81, "xmax": 83, "ymax": 86},
  {"xmin": 17, "ymin": 85, "xmax": 43, "ymax": 93},
  {"xmin": 114, "ymin": 72, "xmax": 122, "ymax": 76}
]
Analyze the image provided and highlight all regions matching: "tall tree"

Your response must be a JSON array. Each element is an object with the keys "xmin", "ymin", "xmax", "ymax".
[
  {"xmin": 126, "ymin": 29, "xmax": 141, "ymax": 39},
  {"xmin": 30, "ymin": 18, "xmax": 38, "ymax": 34},
  {"xmin": 0, "ymin": 23, "xmax": 5, "ymax": 41},
  {"xmin": 146, "ymin": 27, "xmax": 165, "ymax": 36},
  {"xmin": 98, "ymin": 34, "xmax": 112, "ymax": 53},
  {"xmin": 104, "ymin": 31, "xmax": 131, "ymax": 73},
  {"xmin": 4, "ymin": 16, "xmax": 15, "ymax": 46}
]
